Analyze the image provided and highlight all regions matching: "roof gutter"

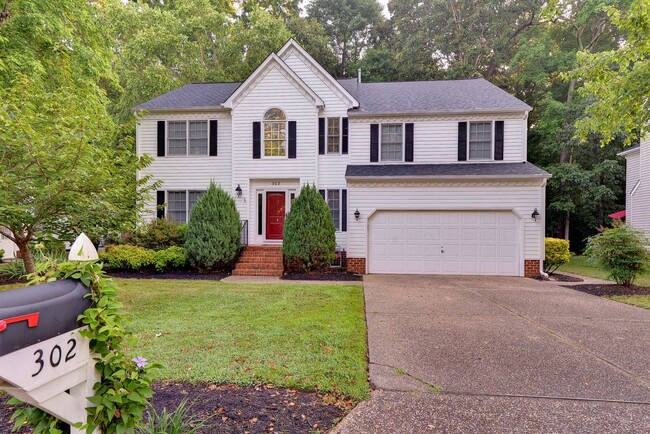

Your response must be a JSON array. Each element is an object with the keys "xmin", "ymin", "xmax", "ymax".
[
  {"xmin": 133, "ymin": 106, "xmax": 229, "ymax": 113},
  {"xmin": 345, "ymin": 174, "xmax": 551, "ymax": 181},
  {"xmin": 617, "ymin": 146, "xmax": 641, "ymax": 157},
  {"xmin": 346, "ymin": 108, "xmax": 532, "ymax": 118}
]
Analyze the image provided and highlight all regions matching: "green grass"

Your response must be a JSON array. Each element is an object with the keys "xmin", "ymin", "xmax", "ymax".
[
  {"xmin": 114, "ymin": 279, "xmax": 369, "ymax": 400},
  {"xmin": 605, "ymin": 295, "xmax": 650, "ymax": 309},
  {"xmin": 558, "ymin": 255, "xmax": 650, "ymax": 287}
]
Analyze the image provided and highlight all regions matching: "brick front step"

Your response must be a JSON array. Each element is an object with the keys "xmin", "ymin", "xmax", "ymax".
[{"xmin": 232, "ymin": 245, "xmax": 284, "ymax": 277}]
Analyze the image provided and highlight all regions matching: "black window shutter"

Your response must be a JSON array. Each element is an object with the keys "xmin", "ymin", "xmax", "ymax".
[
  {"xmin": 157, "ymin": 121, "xmax": 165, "ymax": 157},
  {"xmin": 405, "ymin": 123, "xmax": 414, "ymax": 162},
  {"xmin": 257, "ymin": 193, "xmax": 263, "ymax": 235},
  {"xmin": 342, "ymin": 189, "xmax": 348, "ymax": 232},
  {"xmin": 319, "ymin": 189, "xmax": 326, "ymax": 200},
  {"xmin": 458, "ymin": 122, "xmax": 468, "ymax": 161},
  {"xmin": 209, "ymin": 120, "xmax": 218, "ymax": 156},
  {"xmin": 342, "ymin": 117, "xmax": 349, "ymax": 154},
  {"xmin": 318, "ymin": 118, "xmax": 325, "ymax": 155},
  {"xmin": 253, "ymin": 122, "xmax": 261, "ymax": 159},
  {"xmin": 370, "ymin": 123, "xmax": 379, "ymax": 162},
  {"xmin": 156, "ymin": 191, "xmax": 165, "ymax": 219},
  {"xmin": 494, "ymin": 121, "xmax": 504, "ymax": 160},
  {"xmin": 288, "ymin": 121, "xmax": 297, "ymax": 158}
]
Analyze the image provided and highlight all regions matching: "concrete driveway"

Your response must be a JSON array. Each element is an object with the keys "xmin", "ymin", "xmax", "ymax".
[{"xmin": 334, "ymin": 275, "xmax": 650, "ymax": 433}]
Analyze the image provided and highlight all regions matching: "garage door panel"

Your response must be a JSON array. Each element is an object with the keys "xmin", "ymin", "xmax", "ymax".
[{"xmin": 369, "ymin": 211, "xmax": 520, "ymax": 276}]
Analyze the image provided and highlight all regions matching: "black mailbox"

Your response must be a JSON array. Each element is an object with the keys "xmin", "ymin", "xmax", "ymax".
[{"xmin": 0, "ymin": 279, "xmax": 91, "ymax": 357}]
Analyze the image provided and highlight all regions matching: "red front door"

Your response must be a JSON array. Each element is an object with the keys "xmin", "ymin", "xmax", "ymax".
[{"xmin": 266, "ymin": 192, "xmax": 286, "ymax": 240}]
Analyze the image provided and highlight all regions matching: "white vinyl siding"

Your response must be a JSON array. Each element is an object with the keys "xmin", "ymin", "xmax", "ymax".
[
  {"xmin": 381, "ymin": 124, "xmax": 403, "ymax": 161},
  {"xmin": 346, "ymin": 180, "xmax": 545, "ymax": 271},
  {"xmin": 628, "ymin": 137, "xmax": 650, "ymax": 240},
  {"xmin": 349, "ymin": 116, "xmax": 527, "ymax": 164},
  {"xmin": 468, "ymin": 121, "xmax": 492, "ymax": 160}
]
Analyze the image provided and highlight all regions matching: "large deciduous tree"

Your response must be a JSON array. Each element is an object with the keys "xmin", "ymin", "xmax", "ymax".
[
  {"xmin": 307, "ymin": 0, "xmax": 384, "ymax": 76},
  {"xmin": 0, "ymin": 0, "xmax": 155, "ymax": 274}
]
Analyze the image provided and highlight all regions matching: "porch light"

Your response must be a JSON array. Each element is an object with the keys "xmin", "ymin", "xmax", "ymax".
[
  {"xmin": 235, "ymin": 184, "xmax": 242, "ymax": 198},
  {"xmin": 354, "ymin": 209, "xmax": 360, "ymax": 220},
  {"xmin": 531, "ymin": 208, "xmax": 540, "ymax": 221}
]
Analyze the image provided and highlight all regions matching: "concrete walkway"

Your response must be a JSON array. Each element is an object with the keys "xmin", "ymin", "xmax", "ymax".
[{"xmin": 334, "ymin": 275, "xmax": 650, "ymax": 433}]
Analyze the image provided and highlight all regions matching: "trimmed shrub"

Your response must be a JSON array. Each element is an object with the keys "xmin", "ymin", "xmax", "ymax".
[
  {"xmin": 185, "ymin": 182, "xmax": 241, "ymax": 270},
  {"xmin": 132, "ymin": 218, "xmax": 185, "ymax": 250},
  {"xmin": 152, "ymin": 246, "xmax": 186, "ymax": 272},
  {"xmin": 100, "ymin": 244, "xmax": 155, "ymax": 270},
  {"xmin": 544, "ymin": 237, "xmax": 570, "ymax": 274},
  {"xmin": 585, "ymin": 226, "xmax": 649, "ymax": 286},
  {"xmin": 0, "ymin": 249, "xmax": 4, "ymax": 261},
  {"xmin": 283, "ymin": 184, "xmax": 336, "ymax": 271}
]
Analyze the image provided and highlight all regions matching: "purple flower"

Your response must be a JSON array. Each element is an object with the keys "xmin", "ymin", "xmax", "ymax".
[{"xmin": 132, "ymin": 356, "xmax": 148, "ymax": 369}]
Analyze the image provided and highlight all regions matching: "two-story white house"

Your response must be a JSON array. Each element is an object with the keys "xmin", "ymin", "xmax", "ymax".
[
  {"xmin": 619, "ymin": 136, "xmax": 650, "ymax": 240},
  {"xmin": 134, "ymin": 40, "xmax": 549, "ymax": 277}
]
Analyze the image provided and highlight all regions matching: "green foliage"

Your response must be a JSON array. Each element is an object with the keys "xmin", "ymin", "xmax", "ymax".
[
  {"xmin": 136, "ymin": 400, "xmax": 205, "ymax": 434},
  {"xmin": 11, "ymin": 260, "xmax": 160, "ymax": 433},
  {"xmin": 152, "ymin": 247, "xmax": 187, "ymax": 272},
  {"xmin": 185, "ymin": 182, "xmax": 241, "ymax": 271},
  {"xmin": 131, "ymin": 218, "xmax": 186, "ymax": 250},
  {"xmin": 283, "ymin": 184, "xmax": 336, "ymax": 271},
  {"xmin": 585, "ymin": 226, "xmax": 650, "ymax": 286},
  {"xmin": 0, "ymin": 259, "xmax": 25, "ymax": 279},
  {"xmin": 574, "ymin": 0, "xmax": 650, "ymax": 144},
  {"xmin": 0, "ymin": 249, "xmax": 4, "ymax": 261},
  {"xmin": 544, "ymin": 237, "xmax": 571, "ymax": 273},
  {"xmin": 101, "ymin": 245, "xmax": 156, "ymax": 271}
]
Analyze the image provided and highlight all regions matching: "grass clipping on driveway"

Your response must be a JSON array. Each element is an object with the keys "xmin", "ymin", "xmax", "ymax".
[{"xmin": 116, "ymin": 279, "xmax": 369, "ymax": 401}]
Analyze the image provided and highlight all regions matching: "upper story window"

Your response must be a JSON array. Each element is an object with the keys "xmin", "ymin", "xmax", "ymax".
[
  {"xmin": 381, "ymin": 124, "xmax": 403, "ymax": 161},
  {"xmin": 263, "ymin": 108, "xmax": 287, "ymax": 157},
  {"xmin": 327, "ymin": 118, "xmax": 340, "ymax": 153},
  {"xmin": 167, "ymin": 121, "xmax": 209, "ymax": 156},
  {"xmin": 468, "ymin": 122, "xmax": 492, "ymax": 160}
]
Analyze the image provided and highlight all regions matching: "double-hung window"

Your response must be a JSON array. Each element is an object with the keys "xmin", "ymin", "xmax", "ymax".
[
  {"xmin": 381, "ymin": 124, "xmax": 403, "ymax": 161},
  {"xmin": 468, "ymin": 121, "xmax": 492, "ymax": 160},
  {"xmin": 327, "ymin": 190, "xmax": 340, "ymax": 230},
  {"xmin": 263, "ymin": 108, "xmax": 287, "ymax": 157},
  {"xmin": 327, "ymin": 118, "xmax": 340, "ymax": 153},
  {"xmin": 167, "ymin": 121, "xmax": 209, "ymax": 156},
  {"xmin": 166, "ymin": 190, "xmax": 205, "ymax": 223}
]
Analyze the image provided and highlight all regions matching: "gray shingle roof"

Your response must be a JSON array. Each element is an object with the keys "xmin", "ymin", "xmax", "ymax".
[
  {"xmin": 345, "ymin": 162, "xmax": 549, "ymax": 179},
  {"xmin": 338, "ymin": 78, "xmax": 531, "ymax": 115},
  {"xmin": 133, "ymin": 82, "xmax": 241, "ymax": 111},
  {"xmin": 133, "ymin": 78, "xmax": 530, "ymax": 114}
]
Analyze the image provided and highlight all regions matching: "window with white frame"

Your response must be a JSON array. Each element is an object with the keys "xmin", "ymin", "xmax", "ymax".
[
  {"xmin": 327, "ymin": 189, "xmax": 340, "ymax": 230},
  {"xmin": 167, "ymin": 190, "xmax": 206, "ymax": 223},
  {"xmin": 167, "ymin": 121, "xmax": 209, "ymax": 156},
  {"xmin": 468, "ymin": 121, "xmax": 492, "ymax": 160},
  {"xmin": 263, "ymin": 108, "xmax": 287, "ymax": 157},
  {"xmin": 327, "ymin": 117, "xmax": 340, "ymax": 153},
  {"xmin": 381, "ymin": 124, "xmax": 403, "ymax": 161}
]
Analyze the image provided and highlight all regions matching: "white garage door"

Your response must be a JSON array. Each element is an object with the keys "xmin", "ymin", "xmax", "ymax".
[{"xmin": 368, "ymin": 211, "xmax": 520, "ymax": 276}]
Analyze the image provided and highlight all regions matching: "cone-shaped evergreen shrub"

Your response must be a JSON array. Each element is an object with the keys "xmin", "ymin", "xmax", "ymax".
[
  {"xmin": 283, "ymin": 184, "xmax": 336, "ymax": 271},
  {"xmin": 185, "ymin": 182, "xmax": 241, "ymax": 270}
]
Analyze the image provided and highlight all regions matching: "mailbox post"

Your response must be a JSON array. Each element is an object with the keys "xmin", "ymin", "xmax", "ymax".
[{"xmin": 0, "ymin": 235, "xmax": 101, "ymax": 433}]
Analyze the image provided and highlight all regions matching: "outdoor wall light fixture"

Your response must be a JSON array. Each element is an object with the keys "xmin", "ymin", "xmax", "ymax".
[
  {"xmin": 354, "ymin": 209, "xmax": 360, "ymax": 220},
  {"xmin": 235, "ymin": 184, "xmax": 242, "ymax": 198},
  {"xmin": 531, "ymin": 208, "xmax": 540, "ymax": 221}
]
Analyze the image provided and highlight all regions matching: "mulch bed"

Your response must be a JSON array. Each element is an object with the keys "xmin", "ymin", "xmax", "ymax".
[
  {"xmin": 548, "ymin": 273, "xmax": 584, "ymax": 282},
  {"xmin": 1, "ymin": 382, "xmax": 346, "ymax": 434},
  {"xmin": 107, "ymin": 270, "xmax": 228, "ymax": 280},
  {"xmin": 563, "ymin": 283, "xmax": 650, "ymax": 297},
  {"xmin": 0, "ymin": 275, "xmax": 27, "ymax": 287},
  {"xmin": 282, "ymin": 271, "xmax": 362, "ymax": 281}
]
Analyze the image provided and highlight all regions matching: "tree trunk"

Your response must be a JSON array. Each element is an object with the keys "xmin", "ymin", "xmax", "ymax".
[
  {"xmin": 564, "ymin": 212, "xmax": 570, "ymax": 241},
  {"xmin": 17, "ymin": 241, "xmax": 35, "ymax": 275}
]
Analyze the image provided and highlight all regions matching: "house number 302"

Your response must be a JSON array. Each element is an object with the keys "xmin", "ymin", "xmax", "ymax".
[
  {"xmin": 271, "ymin": 181, "xmax": 280, "ymax": 186},
  {"xmin": 32, "ymin": 338, "xmax": 77, "ymax": 377}
]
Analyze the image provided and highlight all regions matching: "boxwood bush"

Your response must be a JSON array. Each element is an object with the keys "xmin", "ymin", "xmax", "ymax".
[
  {"xmin": 585, "ymin": 226, "xmax": 649, "ymax": 286},
  {"xmin": 131, "ymin": 218, "xmax": 186, "ymax": 250},
  {"xmin": 100, "ymin": 244, "xmax": 187, "ymax": 272},
  {"xmin": 544, "ymin": 237, "xmax": 570, "ymax": 274},
  {"xmin": 283, "ymin": 184, "xmax": 336, "ymax": 271},
  {"xmin": 152, "ymin": 246, "xmax": 186, "ymax": 272},
  {"xmin": 185, "ymin": 182, "xmax": 241, "ymax": 271}
]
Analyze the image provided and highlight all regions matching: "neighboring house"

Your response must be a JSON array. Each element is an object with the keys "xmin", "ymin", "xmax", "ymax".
[
  {"xmin": 0, "ymin": 233, "xmax": 19, "ymax": 261},
  {"xmin": 619, "ymin": 136, "xmax": 650, "ymax": 240},
  {"xmin": 134, "ymin": 40, "xmax": 550, "ymax": 277}
]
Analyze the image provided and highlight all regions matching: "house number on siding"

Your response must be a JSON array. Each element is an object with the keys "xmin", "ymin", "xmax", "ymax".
[
  {"xmin": 271, "ymin": 181, "xmax": 281, "ymax": 186},
  {"xmin": 32, "ymin": 338, "xmax": 77, "ymax": 377}
]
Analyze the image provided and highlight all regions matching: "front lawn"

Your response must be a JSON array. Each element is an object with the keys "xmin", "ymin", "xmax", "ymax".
[
  {"xmin": 558, "ymin": 255, "xmax": 650, "ymax": 287},
  {"xmin": 605, "ymin": 295, "xmax": 650, "ymax": 310},
  {"xmin": 115, "ymin": 278, "xmax": 369, "ymax": 400}
]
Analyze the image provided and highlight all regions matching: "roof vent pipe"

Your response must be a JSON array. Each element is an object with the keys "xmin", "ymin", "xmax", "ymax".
[{"xmin": 357, "ymin": 68, "xmax": 362, "ymax": 84}]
